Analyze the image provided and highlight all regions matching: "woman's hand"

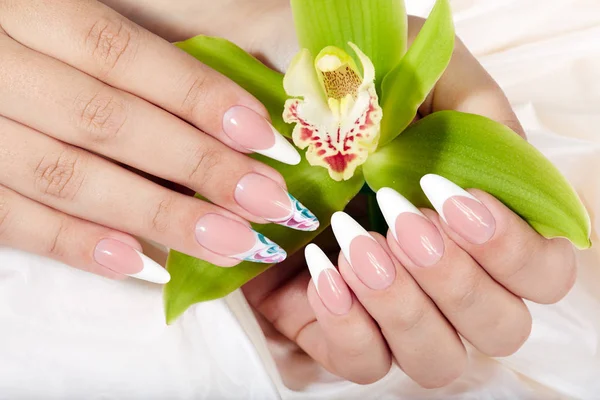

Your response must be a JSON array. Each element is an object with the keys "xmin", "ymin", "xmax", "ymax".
[
  {"xmin": 240, "ymin": 16, "xmax": 576, "ymax": 388},
  {"xmin": 0, "ymin": 0, "xmax": 320, "ymax": 283}
]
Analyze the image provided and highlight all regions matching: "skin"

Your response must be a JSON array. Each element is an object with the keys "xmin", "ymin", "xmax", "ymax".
[{"xmin": 0, "ymin": 0, "xmax": 577, "ymax": 388}]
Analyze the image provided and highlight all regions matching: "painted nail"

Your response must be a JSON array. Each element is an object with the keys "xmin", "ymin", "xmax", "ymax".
[
  {"xmin": 235, "ymin": 173, "xmax": 319, "ymax": 231},
  {"xmin": 223, "ymin": 105, "xmax": 301, "ymax": 165},
  {"xmin": 94, "ymin": 238, "xmax": 170, "ymax": 284},
  {"xmin": 330, "ymin": 212, "xmax": 396, "ymax": 290},
  {"xmin": 420, "ymin": 174, "xmax": 496, "ymax": 245},
  {"xmin": 195, "ymin": 213, "xmax": 286, "ymax": 264},
  {"xmin": 305, "ymin": 244, "xmax": 352, "ymax": 315},
  {"xmin": 377, "ymin": 188, "xmax": 444, "ymax": 267}
]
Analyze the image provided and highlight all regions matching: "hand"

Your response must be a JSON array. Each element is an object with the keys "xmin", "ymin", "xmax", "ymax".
[
  {"xmin": 242, "ymin": 16, "xmax": 576, "ymax": 387},
  {"xmin": 0, "ymin": 0, "xmax": 320, "ymax": 283}
]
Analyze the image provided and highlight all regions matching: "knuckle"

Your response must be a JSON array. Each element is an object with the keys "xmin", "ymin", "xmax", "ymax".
[
  {"xmin": 75, "ymin": 90, "xmax": 128, "ymax": 143},
  {"xmin": 85, "ymin": 16, "xmax": 138, "ymax": 76},
  {"xmin": 178, "ymin": 72, "xmax": 214, "ymax": 119},
  {"xmin": 0, "ymin": 187, "xmax": 12, "ymax": 238},
  {"xmin": 186, "ymin": 143, "xmax": 222, "ymax": 187},
  {"xmin": 485, "ymin": 310, "xmax": 532, "ymax": 357},
  {"xmin": 34, "ymin": 148, "xmax": 86, "ymax": 201},
  {"xmin": 46, "ymin": 218, "xmax": 70, "ymax": 259},
  {"xmin": 147, "ymin": 195, "xmax": 176, "ymax": 234},
  {"xmin": 384, "ymin": 298, "xmax": 430, "ymax": 334},
  {"xmin": 539, "ymin": 240, "xmax": 577, "ymax": 304},
  {"xmin": 446, "ymin": 269, "xmax": 484, "ymax": 312}
]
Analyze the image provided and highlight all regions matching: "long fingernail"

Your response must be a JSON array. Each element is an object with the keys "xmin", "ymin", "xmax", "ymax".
[
  {"xmin": 420, "ymin": 174, "xmax": 496, "ymax": 245},
  {"xmin": 94, "ymin": 238, "xmax": 170, "ymax": 284},
  {"xmin": 195, "ymin": 214, "xmax": 286, "ymax": 264},
  {"xmin": 305, "ymin": 244, "xmax": 352, "ymax": 315},
  {"xmin": 377, "ymin": 188, "xmax": 444, "ymax": 267},
  {"xmin": 330, "ymin": 212, "xmax": 395, "ymax": 290},
  {"xmin": 223, "ymin": 106, "xmax": 301, "ymax": 165},
  {"xmin": 235, "ymin": 173, "xmax": 319, "ymax": 232}
]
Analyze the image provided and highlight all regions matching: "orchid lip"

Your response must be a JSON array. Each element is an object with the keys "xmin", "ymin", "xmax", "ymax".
[{"xmin": 283, "ymin": 42, "xmax": 383, "ymax": 181}]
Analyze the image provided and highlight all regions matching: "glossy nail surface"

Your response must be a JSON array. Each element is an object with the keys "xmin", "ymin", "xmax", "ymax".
[
  {"xmin": 331, "ymin": 212, "xmax": 396, "ymax": 290},
  {"xmin": 305, "ymin": 244, "xmax": 352, "ymax": 315},
  {"xmin": 195, "ymin": 213, "xmax": 286, "ymax": 264},
  {"xmin": 223, "ymin": 106, "xmax": 301, "ymax": 165},
  {"xmin": 377, "ymin": 188, "xmax": 444, "ymax": 267},
  {"xmin": 94, "ymin": 238, "xmax": 170, "ymax": 284},
  {"xmin": 235, "ymin": 173, "xmax": 319, "ymax": 231},
  {"xmin": 420, "ymin": 174, "xmax": 496, "ymax": 245}
]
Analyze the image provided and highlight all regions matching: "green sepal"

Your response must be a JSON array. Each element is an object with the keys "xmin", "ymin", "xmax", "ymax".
[
  {"xmin": 290, "ymin": 0, "xmax": 407, "ymax": 93},
  {"xmin": 164, "ymin": 156, "xmax": 364, "ymax": 324},
  {"xmin": 379, "ymin": 0, "xmax": 455, "ymax": 146},
  {"xmin": 175, "ymin": 35, "xmax": 291, "ymax": 137},
  {"xmin": 363, "ymin": 111, "xmax": 591, "ymax": 249}
]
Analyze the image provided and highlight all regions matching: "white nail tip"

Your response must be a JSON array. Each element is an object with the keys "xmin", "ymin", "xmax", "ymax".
[
  {"xmin": 419, "ymin": 174, "xmax": 478, "ymax": 222},
  {"xmin": 305, "ymin": 244, "xmax": 335, "ymax": 286},
  {"xmin": 330, "ymin": 211, "xmax": 371, "ymax": 263},
  {"xmin": 252, "ymin": 126, "xmax": 301, "ymax": 165},
  {"xmin": 376, "ymin": 188, "xmax": 423, "ymax": 241},
  {"xmin": 128, "ymin": 250, "xmax": 171, "ymax": 284}
]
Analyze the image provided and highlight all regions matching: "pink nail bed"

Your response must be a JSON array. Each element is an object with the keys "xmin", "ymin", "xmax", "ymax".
[
  {"xmin": 348, "ymin": 235, "xmax": 396, "ymax": 290},
  {"xmin": 395, "ymin": 213, "xmax": 444, "ymax": 267},
  {"xmin": 223, "ymin": 106, "xmax": 275, "ymax": 151},
  {"xmin": 94, "ymin": 239, "xmax": 143, "ymax": 275},
  {"xmin": 317, "ymin": 269, "xmax": 353, "ymax": 315},
  {"xmin": 235, "ymin": 173, "xmax": 319, "ymax": 231},
  {"xmin": 195, "ymin": 213, "xmax": 287, "ymax": 264},
  {"xmin": 443, "ymin": 196, "xmax": 496, "ymax": 244}
]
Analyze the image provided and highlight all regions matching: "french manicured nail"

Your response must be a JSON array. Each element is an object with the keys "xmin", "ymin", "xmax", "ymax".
[
  {"xmin": 377, "ymin": 188, "xmax": 444, "ymax": 267},
  {"xmin": 305, "ymin": 244, "xmax": 352, "ymax": 315},
  {"xmin": 195, "ymin": 213, "xmax": 286, "ymax": 264},
  {"xmin": 223, "ymin": 105, "xmax": 301, "ymax": 165},
  {"xmin": 235, "ymin": 173, "xmax": 319, "ymax": 232},
  {"xmin": 94, "ymin": 238, "xmax": 170, "ymax": 284},
  {"xmin": 420, "ymin": 174, "xmax": 496, "ymax": 245},
  {"xmin": 330, "ymin": 212, "xmax": 396, "ymax": 290}
]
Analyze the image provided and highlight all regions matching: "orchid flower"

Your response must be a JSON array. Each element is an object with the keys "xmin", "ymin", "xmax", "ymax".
[{"xmin": 164, "ymin": 0, "xmax": 591, "ymax": 323}]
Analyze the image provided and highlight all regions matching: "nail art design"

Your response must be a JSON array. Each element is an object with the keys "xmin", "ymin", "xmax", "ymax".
[
  {"xmin": 94, "ymin": 238, "xmax": 171, "ymax": 284},
  {"xmin": 271, "ymin": 193, "xmax": 319, "ymax": 231},
  {"xmin": 195, "ymin": 214, "xmax": 287, "ymax": 264},
  {"xmin": 223, "ymin": 105, "xmax": 301, "ymax": 165},
  {"xmin": 330, "ymin": 211, "xmax": 396, "ymax": 290},
  {"xmin": 305, "ymin": 244, "xmax": 352, "ymax": 315},
  {"xmin": 233, "ymin": 232, "xmax": 287, "ymax": 264},
  {"xmin": 376, "ymin": 187, "xmax": 444, "ymax": 267},
  {"xmin": 420, "ymin": 174, "xmax": 496, "ymax": 244},
  {"xmin": 235, "ymin": 173, "xmax": 319, "ymax": 232}
]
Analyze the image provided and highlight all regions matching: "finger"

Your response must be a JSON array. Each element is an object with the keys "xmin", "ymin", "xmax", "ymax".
[
  {"xmin": 408, "ymin": 16, "xmax": 525, "ymax": 137},
  {"xmin": 375, "ymin": 188, "xmax": 532, "ymax": 357},
  {"xmin": 420, "ymin": 174, "xmax": 577, "ymax": 304},
  {"xmin": 0, "ymin": 0, "xmax": 300, "ymax": 162},
  {"xmin": 0, "ymin": 35, "xmax": 318, "ymax": 231},
  {"xmin": 0, "ymin": 184, "xmax": 169, "ymax": 283},
  {"xmin": 303, "ymin": 244, "xmax": 392, "ymax": 384},
  {"xmin": 0, "ymin": 116, "xmax": 286, "ymax": 267},
  {"xmin": 330, "ymin": 212, "xmax": 466, "ymax": 388}
]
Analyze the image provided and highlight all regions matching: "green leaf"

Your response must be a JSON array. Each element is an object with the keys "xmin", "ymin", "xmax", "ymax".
[
  {"xmin": 176, "ymin": 36, "xmax": 291, "ymax": 137},
  {"xmin": 290, "ymin": 0, "xmax": 407, "ymax": 93},
  {"xmin": 379, "ymin": 0, "xmax": 455, "ymax": 146},
  {"xmin": 363, "ymin": 111, "xmax": 591, "ymax": 249},
  {"xmin": 164, "ymin": 156, "xmax": 364, "ymax": 324}
]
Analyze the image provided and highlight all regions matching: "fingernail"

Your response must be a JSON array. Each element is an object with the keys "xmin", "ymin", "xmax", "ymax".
[
  {"xmin": 235, "ymin": 173, "xmax": 319, "ymax": 232},
  {"xmin": 223, "ymin": 105, "xmax": 301, "ymax": 165},
  {"xmin": 305, "ymin": 244, "xmax": 352, "ymax": 315},
  {"xmin": 420, "ymin": 174, "xmax": 496, "ymax": 245},
  {"xmin": 377, "ymin": 188, "xmax": 444, "ymax": 267},
  {"xmin": 94, "ymin": 238, "xmax": 170, "ymax": 284},
  {"xmin": 195, "ymin": 213, "xmax": 286, "ymax": 264},
  {"xmin": 330, "ymin": 212, "xmax": 396, "ymax": 290}
]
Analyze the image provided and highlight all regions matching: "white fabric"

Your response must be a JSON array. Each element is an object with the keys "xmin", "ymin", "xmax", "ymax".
[{"xmin": 1, "ymin": 0, "xmax": 599, "ymax": 398}]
